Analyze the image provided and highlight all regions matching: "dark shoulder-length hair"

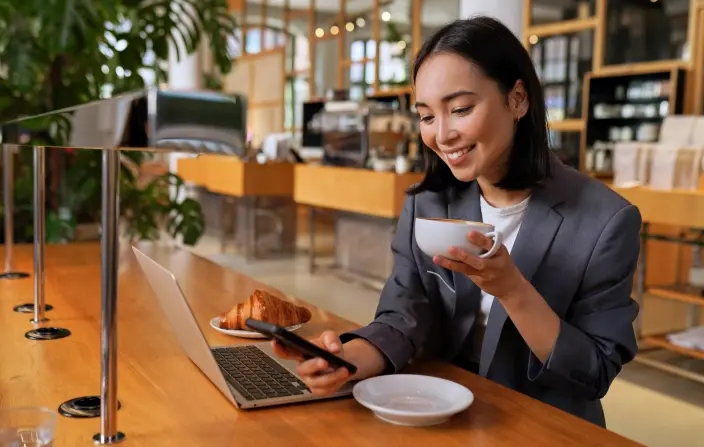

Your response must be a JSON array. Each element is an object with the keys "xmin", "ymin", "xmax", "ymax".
[{"xmin": 408, "ymin": 16, "xmax": 551, "ymax": 195}]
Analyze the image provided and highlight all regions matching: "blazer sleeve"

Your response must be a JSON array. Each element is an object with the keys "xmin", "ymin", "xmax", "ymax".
[
  {"xmin": 527, "ymin": 204, "xmax": 642, "ymax": 400},
  {"xmin": 338, "ymin": 195, "xmax": 432, "ymax": 373}
]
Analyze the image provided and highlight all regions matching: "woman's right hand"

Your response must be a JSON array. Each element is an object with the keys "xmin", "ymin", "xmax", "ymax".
[{"xmin": 271, "ymin": 330, "xmax": 353, "ymax": 396}]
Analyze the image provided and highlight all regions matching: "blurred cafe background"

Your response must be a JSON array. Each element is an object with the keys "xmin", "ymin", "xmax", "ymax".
[{"xmin": 2, "ymin": 1, "xmax": 704, "ymax": 446}]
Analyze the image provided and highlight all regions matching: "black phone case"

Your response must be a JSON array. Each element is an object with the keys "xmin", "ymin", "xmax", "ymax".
[{"xmin": 245, "ymin": 318, "xmax": 358, "ymax": 374}]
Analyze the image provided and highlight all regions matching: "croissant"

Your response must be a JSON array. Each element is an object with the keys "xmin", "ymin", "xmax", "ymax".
[{"xmin": 218, "ymin": 289, "xmax": 312, "ymax": 330}]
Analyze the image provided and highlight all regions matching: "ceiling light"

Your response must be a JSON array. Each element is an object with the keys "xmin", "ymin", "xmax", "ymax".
[
  {"xmin": 398, "ymin": 41, "xmax": 406, "ymax": 50},
  {"xmin": 330, "ymin": 25, "xmax": 340, "ymax": 35},
  {"xmin": 315, "ymin": 27, "xmax": 324, "ymax": 38},
  {"xmin": 381, "ymin": 11, "xmax": 391, "ymax": 22},
  {"xmin": 346, "ymin": 22, "xmax": 355, "ymax": 32},
  {"xmin": 356, "ymin": 17, "xmax": 366, "ymax": 27},
  {"xmin": 528, "ymin": 34, "xmax": 538, "ymax": 44}
]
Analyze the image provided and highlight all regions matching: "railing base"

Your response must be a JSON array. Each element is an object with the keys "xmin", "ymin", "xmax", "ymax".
[
  {"xmin": 13, "ymin": 303, "xmax": 53, "ymax": 313},
  {"xmin": 0, "ymin": 272, "xmax": 29, "ymax": 279},
  {"xmin": 24, "ymin": 327, "xmax": 71, "ymax": 340},
  {"xmin": 59, "ymin": 396, "xmax": 122, "ymax": 419},
  {"xmin": 93, "ymin": 432, "xmax": 126, "ymax": 445}
]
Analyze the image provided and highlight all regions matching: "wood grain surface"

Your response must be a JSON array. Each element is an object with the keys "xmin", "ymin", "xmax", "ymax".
[{"xmin": 0, "ymin": 243, "xmax": 641, "ymax": 446}]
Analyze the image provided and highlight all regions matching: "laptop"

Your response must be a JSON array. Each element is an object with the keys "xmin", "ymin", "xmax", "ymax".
[{"xmin": 131, "ymin": 246, "xmax": 354, "ymax": 409}]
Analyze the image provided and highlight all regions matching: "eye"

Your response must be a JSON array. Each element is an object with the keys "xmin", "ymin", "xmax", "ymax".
[
  {"xmin": 419, "ymin": 115, "xmax": 435, "ymax": 123},
  {"xmin": 452, "ymin": 106, "xmax": 473, "ymax": 116}
]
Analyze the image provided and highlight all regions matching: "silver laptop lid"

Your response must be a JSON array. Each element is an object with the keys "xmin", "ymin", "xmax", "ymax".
[{"xmin": 131, "ymin": 246, "xmax": 237, "ymax": 406}]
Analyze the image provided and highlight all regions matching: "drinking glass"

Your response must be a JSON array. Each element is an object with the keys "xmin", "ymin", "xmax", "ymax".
[{"xmin": 0, "ymin": 407, "xmax": 56, "ymax": 447}]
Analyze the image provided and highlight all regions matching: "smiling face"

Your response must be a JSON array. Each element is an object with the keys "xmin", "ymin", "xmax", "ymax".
[{"xmin": 414, "ymin": 52, "xmax": 529, "ymax": 184}]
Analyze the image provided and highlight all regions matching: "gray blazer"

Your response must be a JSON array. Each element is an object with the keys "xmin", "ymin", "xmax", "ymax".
[{"xmin": 340, "ymin": 155, "xmax": 641, "ymax": 427}]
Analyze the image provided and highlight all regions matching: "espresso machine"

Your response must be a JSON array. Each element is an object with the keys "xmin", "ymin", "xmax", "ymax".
[{"xmin": 305, "ymin": 98, "xmax": 419, "ymax": 170}]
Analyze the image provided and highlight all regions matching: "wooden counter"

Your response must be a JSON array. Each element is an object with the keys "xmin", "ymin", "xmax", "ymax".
[
  {"xmin": 176, "ymin": 155, "xmax": 297, "ymax": 258},
  {"xmin": 612, "ymin": 186, "xmax": 704, "ymax": 228},
  {"xmin": 176, "ymin": 155, "xmax": 294, "ymax": 197},
  {"xmin": 294, "ymin": 165, "xmax": 423, "ymax": 219},
  {"xmin": 0, "ymin": 244, "xmax": 641, "ymax": 446}
]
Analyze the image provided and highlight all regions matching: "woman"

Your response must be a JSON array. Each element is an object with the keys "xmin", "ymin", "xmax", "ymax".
[{"xmin": 274, "ymin": 16, "xmax": 641, "ymax": 427}]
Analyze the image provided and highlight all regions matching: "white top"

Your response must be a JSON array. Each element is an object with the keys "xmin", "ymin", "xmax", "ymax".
[{"xmin": 470, "ymin": 194, "xmax": 530, "ymax": 363}]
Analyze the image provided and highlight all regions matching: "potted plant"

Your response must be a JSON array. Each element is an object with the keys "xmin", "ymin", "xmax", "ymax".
[{"xmin": 0, "ymin": 0, "xmax": 238, "ymax": 245}]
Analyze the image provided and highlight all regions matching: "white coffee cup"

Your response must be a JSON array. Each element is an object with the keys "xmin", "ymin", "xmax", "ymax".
[{"xmin": 414, "ymin": 218, "xmax": 504, "ymax": 261}]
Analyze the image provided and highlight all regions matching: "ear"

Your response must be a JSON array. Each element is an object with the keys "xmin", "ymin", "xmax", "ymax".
[{"xmin": 509, "ymin": 80, "xmax": 529, "ymax": 120}]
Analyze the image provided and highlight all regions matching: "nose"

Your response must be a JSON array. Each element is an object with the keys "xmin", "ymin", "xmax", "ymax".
[{"xmin": 436, "ymin": 116, "xmax": 458, "ymax": 146}]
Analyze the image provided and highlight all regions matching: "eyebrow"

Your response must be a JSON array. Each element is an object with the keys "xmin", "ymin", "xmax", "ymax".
[{"xmin": 414, "ymin": 90, "xmax": 477, "ymax": 109}]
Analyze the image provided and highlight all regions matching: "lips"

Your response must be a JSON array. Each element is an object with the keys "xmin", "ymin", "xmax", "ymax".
[{"xmin": 443, "ymin": 144, "xmax": 476, "ymax": 165}]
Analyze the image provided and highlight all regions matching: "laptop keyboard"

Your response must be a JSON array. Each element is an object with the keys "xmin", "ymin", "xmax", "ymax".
[{"xmin": 212, "ymin": 345, "xmax": 310, "ymax": 401}]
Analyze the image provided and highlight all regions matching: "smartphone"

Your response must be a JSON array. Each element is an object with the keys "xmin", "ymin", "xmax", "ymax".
[{"xmin": 245, "ymin": 318, "xmax": 358, "ymax": 375}]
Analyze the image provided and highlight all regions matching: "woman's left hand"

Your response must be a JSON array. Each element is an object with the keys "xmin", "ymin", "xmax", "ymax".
[{"xmin": 433, "ymin": 230, "xmax": 527, "ymax": 299}]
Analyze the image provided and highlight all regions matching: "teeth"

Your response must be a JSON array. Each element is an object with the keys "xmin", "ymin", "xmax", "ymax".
[{"xmin": 447, "ymin": 148, "xmax": 470, "ymax": 160}]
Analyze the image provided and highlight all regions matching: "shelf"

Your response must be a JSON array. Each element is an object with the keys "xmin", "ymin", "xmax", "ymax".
[
  {"xmin": 527, "ymin": 17, "xmax": 598, "ymax": 38},
  {"xmin": 548, "ymin": 119, "xmax": 585, "ymax": 132},
  {"xmin": 647, "ymin": 284, "xmax": 704, "ymax": 306},
  {"xmin": 593, "ymin": 60, "xmax": 690, "ymax": 78},
  {"xmin": 590, "ymin": 116, "xmax": 665, "ymax": 123},
  {"xmin": 642, "ymin": 334, "xmax": 704, "ymax": 362}
]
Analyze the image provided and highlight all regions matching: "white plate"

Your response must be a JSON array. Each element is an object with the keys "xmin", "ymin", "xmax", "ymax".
[
  {"xmin": 209, "ymin": 317, "xmax": 303, "ymax": 339},
  {"xmin": 353, "ymin": 374, "xmax": 474, "ymax": 427}
]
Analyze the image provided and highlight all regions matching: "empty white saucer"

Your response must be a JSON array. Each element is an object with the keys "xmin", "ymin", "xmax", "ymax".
[
  {"xmin": 209, "ymin": 317, "xmax": 303, "ymax": 339},
  {"xmin": 352, "ymin": 374, "xmax": 474, "ymax": 427}
]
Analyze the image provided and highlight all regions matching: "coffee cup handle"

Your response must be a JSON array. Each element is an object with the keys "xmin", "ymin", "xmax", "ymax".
[{"xmin": 479, "ymin": 231, "xmax": 503, "ymax": 259}]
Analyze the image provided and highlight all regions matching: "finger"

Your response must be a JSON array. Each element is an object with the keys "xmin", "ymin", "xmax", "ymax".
[
  {"xmin": 433, "ymin": 255, "xmax": 482, "ymax": 278},
  {"xmin": 467, "ymin": 231, "xmax": 494, "ymax": 251},
  {"xmin": 304, "ymin": 366, "xmax": 350, "ymax": 390},
  {"xmin": 448, "ymin": 247, "xmax": 486, "ymax": 271},
  {"xmin": 433, "ymin": 255, "xmax": 473, "ymax": 274},
  {"xmin": 296, "ymin": 357, "xmax": 330, "ymax": 377},
  {"xmin": 319, "ymin": 330, "xmax": 342, "ymax": 353}
]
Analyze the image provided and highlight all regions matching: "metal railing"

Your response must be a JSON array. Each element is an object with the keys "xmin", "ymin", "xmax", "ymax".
[{"xmin": 0, "ymin": 88, "xmax": 247, "ymax": 444}]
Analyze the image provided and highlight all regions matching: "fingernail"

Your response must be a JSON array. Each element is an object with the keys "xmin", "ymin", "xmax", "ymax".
[{"xmin": 330, "ymin": 341, "xmax": 341, "ymax": 351}]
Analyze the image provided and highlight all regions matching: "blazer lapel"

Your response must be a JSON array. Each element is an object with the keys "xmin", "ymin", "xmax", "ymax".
[
  {"xmin": 478, "ymin": 162, "xmax": 566, "ymax": 377},
  {"xmin": 446, "ymin": 181, "xmax": 483, "ymax": 357}
]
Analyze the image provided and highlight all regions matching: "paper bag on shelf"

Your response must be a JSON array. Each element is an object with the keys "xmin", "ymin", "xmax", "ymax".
[
  {"xmin": 648, "ymin": 144, "xmax": 679, "ymax": 190},
  {"xmin": 613, "ymin": 142, "xmax": 642, "ymax": 187},
  {"xmin": 673, "ymin": 147, "xmax": 703, "ymax": 190},
  {"xmin": 648, "ymin": 145, "xmax": 703, "ymax": 190}
]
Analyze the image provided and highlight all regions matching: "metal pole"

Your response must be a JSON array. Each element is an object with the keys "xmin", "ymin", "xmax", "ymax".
[
  {"xmin": 31, "ymin": 146, "xmax": 48, "ymax": 324},
  {"xmin": 1, "ymin": 145, "xmax": 28, "ymax": 280},
  {"xmin": 94, "ymin": 149, "xmax": 125, "ymax": 445},
  {"xmin": 4, "ymin": 145, "xmax": 13, "ymax": 272}
]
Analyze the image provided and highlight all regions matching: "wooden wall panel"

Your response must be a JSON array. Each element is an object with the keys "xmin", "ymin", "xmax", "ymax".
[
  {"xmin": 223, "ymin": 59, "xmax": 253, "ymax": 96},
  {"xmin": 251, "ymin": 51, "xmax": 285, "ymax": 103},
  {"xmin": 249, "ymin": 106, "xmax": 284, "ymax": 147}
]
